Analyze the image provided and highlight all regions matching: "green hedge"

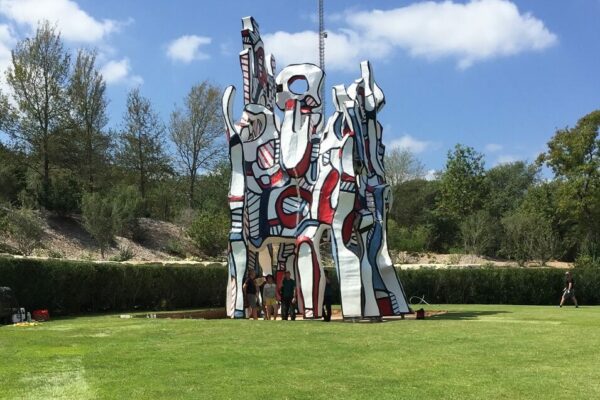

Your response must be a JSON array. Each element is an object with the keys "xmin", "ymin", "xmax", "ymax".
[
  {"xmin": 0, "ymin": 258, "xmax": 226, "ymax": 315},
  {"xmin": 398, "ymin": 267, "xmax": 600, "ymax": 305},
  {"xmin": 1, "ymin": 257, "xmax": 598, "ymax": 316}
]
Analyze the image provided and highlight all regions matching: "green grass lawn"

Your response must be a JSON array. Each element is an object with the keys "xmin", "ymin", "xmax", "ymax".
[{"xmin": 1, "ymin": 305, "xmax": 599, "ymax": 399}]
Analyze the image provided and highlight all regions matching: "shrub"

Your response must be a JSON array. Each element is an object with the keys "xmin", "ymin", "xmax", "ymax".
[
  {"xmin": 502, "ymin": 211, "xmax": 558, "ymax": 266},
  {"xmin": 0, "ymin": 258, "xmax": 227, "ymax": 315},
  {"xmin": 111, "ymin": 185, "xmax": 144, "ymax": 239},
  {"xmin": 1, "ymin": 259, "xmax": 599, "ymax": 316},
  {"xmin": 188, "ymin": 210, "xmax": 229, "ymax": 257},
  {"xmin": 460, "ymin": 210, "xmax": 495, "ymax": 256},
  {"xmin": 82, "ymin": 192, "xmax": 115, "ymax": 258},
  {"xmin": 109, "ymin": 245, "xmax": 135, "ymax": 262},
  {"xmin": 387, "ymin": 221, "xmax": 429, "ymax": 252},
  {"xmin": 48, "ymin": 169, "xmax": 81, "ymax": 215},
  {"xmin": 4, "ymin": 208, "xmax": 44, "ymax": 255},
  {"xmin": 398, "ymin": 267, "xmax": 600, "ymax": 305}
]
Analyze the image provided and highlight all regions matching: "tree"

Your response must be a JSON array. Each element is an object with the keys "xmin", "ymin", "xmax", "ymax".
[
  {"xmin": 439, "ymin": 144, "xmax": 486, "ymax": 218},
  {"xmin": 537, "ymin": 110, "xmax": 600, "ymax": 251},
  {"xmin": 188, "ymin": 210, "xmax": 229, "ymax": 257},
  {"xmin": 5, "ymin": 22, "xmax": 70, "ymax": 207},
  {"xmin": 390, "ymin": 179, "xmax": 439, "ymax": 228},
  {"xmin": 484, "ymin": 161, "xmax": 538, "ymax": 218},
  {"xmin": 460, "ymin": 210, "xmax": 495, "ymax": 256},
  {"xmin": 501, "ymin": 210, "xmax": 557, "ymax": 266},
  {"xmin": 66, "ymin": 49, "xmax": 111, "ymax": 192},
  {"xmin": 118, "ymin": 88, "xmax": 170, "ymax": 199},
  {"xmin": 170, "ymin": 81, "xmax": 225, "ymax": 207},
  {"xmin": 5, "ymin": 207, "xmax": 44, "ymax": 256},
  {"xmin": 384, "ymin": 147, "xmax": 425, "ymax": 186},
  {"xmin": 81, "ymin": 192, "xmax": 114, "ymax": 258}
]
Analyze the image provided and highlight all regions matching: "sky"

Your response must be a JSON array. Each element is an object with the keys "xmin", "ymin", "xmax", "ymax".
[{"xmin": 0, "ymin": 0, "xmax": 599, "ymax": 176}]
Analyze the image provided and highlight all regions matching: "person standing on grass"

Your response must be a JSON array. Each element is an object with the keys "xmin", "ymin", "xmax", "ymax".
[
  {"xmin": 280, "ymin": 271, "xmax": 296, "ymax": 320},
  {"xmin": 262, "ymin": 274, "xmax": 278, "ymax": 320},
  {"xmin": 243, "ymin": 269, "xmax": 259, "ymax": 319},
  {"xmin": 322, "ymin": 270, "xmax": 333, "ymax": 322},
  {"xmin": 560, "ymin": 271, "xmax": 579, "ymax": 308}
]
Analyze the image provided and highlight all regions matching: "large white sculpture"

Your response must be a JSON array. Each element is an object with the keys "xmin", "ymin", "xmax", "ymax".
[{"xmin": 224, "ymin": 17, "xmax": 410, "ymax": 319}]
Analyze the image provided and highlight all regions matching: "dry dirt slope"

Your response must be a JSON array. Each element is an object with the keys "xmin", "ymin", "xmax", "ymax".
[
  {"xmin": 0, "ymin": 214, "xmax": 571, "ymax": 268},
  {"xmin": 1, "ymin": 215, "xmax": 202, "ymax": 262}
]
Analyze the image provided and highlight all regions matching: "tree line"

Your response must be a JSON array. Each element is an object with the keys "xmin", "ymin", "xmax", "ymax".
[
  {"xmin": 0, "ymin": 22, "xmax": 598, "ymax": 265},
  {"xmin": 385, "ymin": 112, "xmax": 599, "ymax": 266},
  {"xmin": 0, "ymin": 22, "xmax": 228, "ymax": 257}
]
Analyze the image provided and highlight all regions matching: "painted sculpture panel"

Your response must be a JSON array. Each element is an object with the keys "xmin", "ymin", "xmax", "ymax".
[{"xmin": 223, "ymin": 17, "xmax": 410, "ymax": 319}]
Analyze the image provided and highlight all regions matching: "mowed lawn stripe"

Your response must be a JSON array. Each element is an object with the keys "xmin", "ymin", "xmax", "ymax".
[{"xmin": 0, "ymin": 305, "xmax": 598, "ymax": 399}]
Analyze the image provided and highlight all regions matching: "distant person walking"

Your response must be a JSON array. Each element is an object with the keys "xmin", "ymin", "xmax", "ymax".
[
  {"xmin": 560, "ymin": 271, "xmax": 579, "ymax": 308},
  {"xmin": 262, "ymin": 275, "xmax": 278, "ymax": 320},
  {"xmin": 243, "ymin": 269, "xmax": 259, "ymax": 319},
  {"xmin": 322, "ymin": 270, "xmax": 333, "ymax": 322},
  {"xmin": 280, "ymin": 271, "xmax": 296, "ymax": 320}
]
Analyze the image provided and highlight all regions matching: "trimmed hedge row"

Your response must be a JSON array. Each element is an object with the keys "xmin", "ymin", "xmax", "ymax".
[
  {"xmin": 1, "ymin": 257, "xmax": 598, "ymax": 315},
  {"xmin": 0, "ymin": 258, "xmax": 226, "ymax": 315},
  {"xmin": 398, "ymin": 267, "xmax": 600, "ymax": 305}
]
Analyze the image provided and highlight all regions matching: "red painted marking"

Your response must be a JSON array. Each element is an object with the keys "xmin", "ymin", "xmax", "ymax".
[
  {"xmin": 270, "ymin": 169, "xmax": 283, "ymax": 186},
  {"xmin": 275, "ymin": 186, "xmax": 313, "ymax": 229},
  {"xmin": 341, "ymin": 173, "xmax": 354, "ymax": 182},
  {"xmin": 342, "ymin": 212, "xmax": 356, "ymax": 244},
  {"xmin": 228, "ymin": 195, "xmax": 244, "ymax": 202},
  {"xmin": 317, "ymin": 170, "xmax": 340, "ymax": 224},
  {"xmin": 285, "ymin": 99, "xmax": 295, "ymax": 110},
  {"xmin": 377, "ymin": 297, "xmax": 394, "ymax": 316},
  {"xmin": 286, "ymin": 142, "xmax": 312, "ymax": 178}
]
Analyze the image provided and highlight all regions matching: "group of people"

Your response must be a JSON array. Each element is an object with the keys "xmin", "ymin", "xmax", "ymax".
[{"xmin": 243, "ymin": 269, "xmax": 333, "ymax": 321}]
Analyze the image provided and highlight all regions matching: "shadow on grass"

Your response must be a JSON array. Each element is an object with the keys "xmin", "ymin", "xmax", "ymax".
[{"xmin": 427, "ymin": 310, "xmax": 511, "ymax": 320}]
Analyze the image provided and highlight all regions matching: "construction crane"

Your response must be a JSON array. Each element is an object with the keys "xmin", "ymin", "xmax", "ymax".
[{"xmin": 318, "ymin": 0, "xmax": 326, "ymax": 112}]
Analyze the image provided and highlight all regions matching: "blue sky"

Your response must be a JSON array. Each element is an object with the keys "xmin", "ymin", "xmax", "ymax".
[{"xmin": 1, "ymin": 0, "xmax": 599, "ymax": 174}]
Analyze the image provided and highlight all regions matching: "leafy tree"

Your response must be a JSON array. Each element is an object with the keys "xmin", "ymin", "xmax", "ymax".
[
  {"xmin": 384, "ymin": 147, "xmax": 425, "ymax": 186},
  {"xmin": 390, "ymin": 179, "xmax": 439, "ymax": 227},
  {"xmin": 111, "ymin": 185, "xmax": 144, "ymax": 239},
  {"xmin": 439, "ymin": 144, "xmax": 486, "ymax": 219},
  {"xmin": 0, "ymin": 144, "xmax": 27, "ymax": 204},
  {"xmin": 501, "ymin": 211, "xmax": 557, "ymax": 266},
  {"xmin": 81, "ymin": 192, "xmax": 114, "ymax": 258},
  {"xmin": 117, "ymin": 88, "xmax": 171, "ymax": 199},
  {"xmin": 460, "ymin": 210, "xmax": 495, "ymax": 256},
  {"xmin": 66, "ymin": 49, "xmax": 111, "ymax": 192},
  {"xmin": 170, "ymin": 81, "xmax": 225, "ymax": 207},
  {"xmin": 5, "ymin": 22, "xmax": 70, "ymax": 207},
  {"xmin": 484, "ymin": 161, "xmax": 538, "ymax": 218},
  {"xmin": 47, "ymin": 168, "xmax": 81, "ymax": 215},
  {"xmin": 537, "ymin": 110, "xmax": 600, "ymax": 252},
  {"xmin": 5, "ymin": 207, "xmax": 44, "ymax": 255},
  {"xmin": 194, "ymin": 162, "xmax": 231, "ymax": 214},
  {"xmin": 188, "ymin": 210, "xmax": 229, "ymax": 257}
]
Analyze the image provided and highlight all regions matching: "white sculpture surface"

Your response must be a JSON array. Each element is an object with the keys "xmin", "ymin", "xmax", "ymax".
[{"xmin": 224, "ymin": 17, "xmax": 410, "ymax": 319}]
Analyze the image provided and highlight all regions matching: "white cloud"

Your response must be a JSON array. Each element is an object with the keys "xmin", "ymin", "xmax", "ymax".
[
  {"xmin": 388, "ymin": 134, "xmax": 436, "ymax": 154},
  {"xmin": 485, "ymin": 143, "xmax": 503, "ymax": 152},
  {"xmin": 496, "ymin": 154, "xmax": 519, "ymax": 164},
  {"xmin": 166, "ymin": 35, "xmax": 211, "ymax": 63},
  {"xmin": 100, "ymin": 58, "xmax": 143, "ymax": 86},
  {"xmin": 0, "ymin": 24, "xmax": 15, "ymax": 91},
  {"xmin": 0, "ymin": 0, "xmax": 121, "ymax": 43},
  {"xmin": 425, "ymin": 169, "xmax": 438, "ymax": 181},
  {"xmin": 264, "ymin": 0, "xmax": 556, "ymax": 71}
]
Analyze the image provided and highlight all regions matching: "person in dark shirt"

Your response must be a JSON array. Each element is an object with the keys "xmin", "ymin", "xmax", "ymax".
[
  {"xmin": 280, "ymin": 271, "xmax": 296, "ymax": 320},
  {"xmin": 243, "ymin": 269, "xmax": 259, "ymax": 319},
  {"xmin": 322, "ymin": 270, "xmax": 333, "ymax": 322},
  {"xmin": 559, "ymin": 271, "xmax": 579, "ymax": 308}
]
